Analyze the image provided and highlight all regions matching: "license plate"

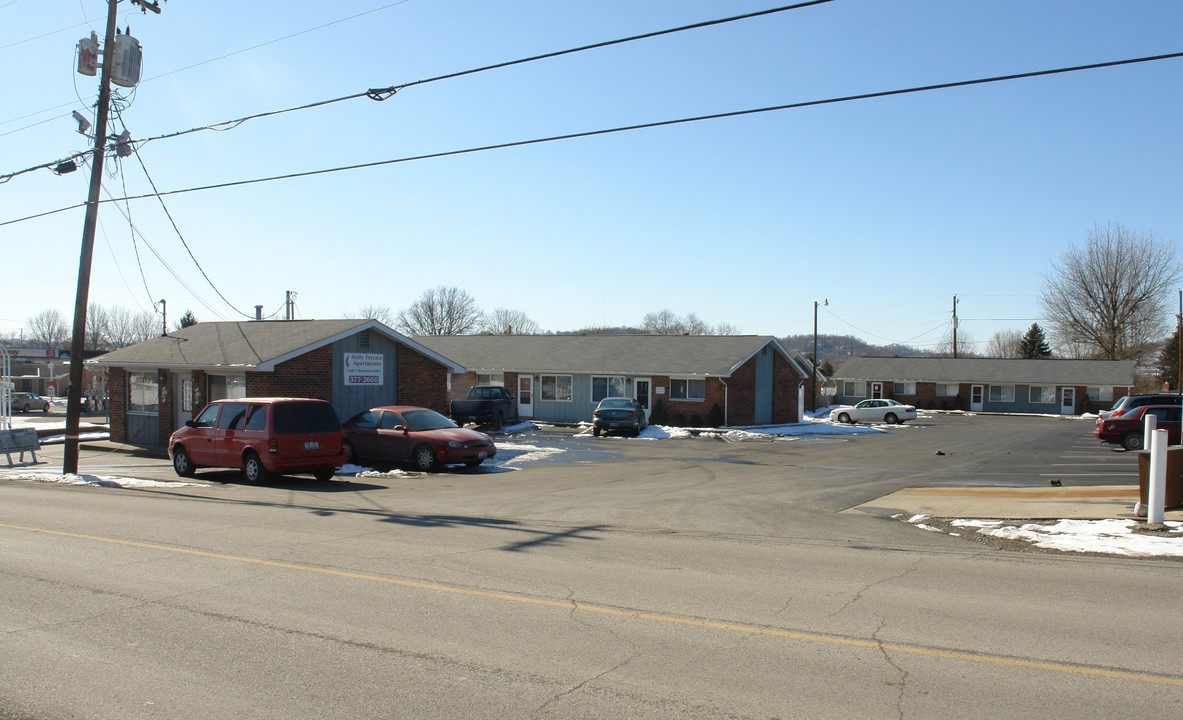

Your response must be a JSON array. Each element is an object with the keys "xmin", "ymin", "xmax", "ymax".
[
  {"xmin": 478, "ymin": 451, "xmax": 487, "ymax": 459},
  {"xmin": 304, "ymin": 441, "xmax": 319, "ymax": 450},
  {"xmin": 608, "ymin": 422, "xmax": 618, "ymax": 428}
]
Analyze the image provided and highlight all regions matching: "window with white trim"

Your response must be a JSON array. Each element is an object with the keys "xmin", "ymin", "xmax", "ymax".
[
  {"xmin": 670, "ymin": 377, "xmax": 706, "ymax": 401},
  {"xmin": 591, "ymin": 376, "xmax": 626, "ymax": 403},
  {"xmin": 1086, "ymin": 387, "xmax": 1113, "ymax": 402},
  {"xmin": 893, "ymin": 382, "xmax": 916, "ymax": 395},
  {"xmin": 988, "ymin": 385, "xmax": 1015, "ymax": 403},
  {"xmin": 477, "ymin": 373, "xmax": 504, "ymax": 387},
  {"xmin": 935, "ymin": 383, "xmax": 958, "ymax": 397},
  {"xmin": 843, "ymin": 381, "xmax": 866, "ymax": 397},
  {"xmin": 540, "ymin": 375, "xmax": 572, "ymax": 402},
  {"xmin": 1029, "ymin": 386, "xmax": 1056, "ymax": 404}
]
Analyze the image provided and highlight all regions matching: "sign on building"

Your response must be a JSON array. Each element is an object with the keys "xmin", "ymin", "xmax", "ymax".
[{"xmin": 344, "ymin": 353, "xmax": 384, "ymax": 386}]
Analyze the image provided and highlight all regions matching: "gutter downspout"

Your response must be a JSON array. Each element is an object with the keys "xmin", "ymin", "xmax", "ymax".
[{"xmin": 719, "ymin": 376, "xmax": 728, "ymax": 427}]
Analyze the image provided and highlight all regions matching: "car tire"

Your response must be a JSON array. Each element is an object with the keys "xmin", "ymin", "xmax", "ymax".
[
  {"xmin": 412, "ymin": 444, "xmax": 438, "ymax": 472},
  {"xmin": 593, "ymin": 426, "xmax": 601, "ymax": 437},
  {"xmin": 1121, "ymin": 432, "xmax": 1145, "ymax": 451},
  {"xmin": 838, "ymin": 412, "xmax": 852, "ymax": 424},
  {"xmin": 172, "ymin": 447, "xmax": 196, "ymax": 477},
  {"xmin": 22, "ymin": 404, "xmax": 30, "ymax": 413},
  {"xmin": 41, "ymin": 404, "xmax": 48, "ymax": 413},
  {"xmin": 343, "ymin": 440, "xmax": 357, "ymax": 465},
  {"xmin": 243, "ymin": 451, "xmax": 269, "ymax": 484},
  {"xmin": 884, "ymin": 413, "xmax": 898, "ymax": 424},
  {"xmin": 313, "ymin": 468, "xmax": 335, "ymax": 481},
  {"xmin": 493, "ymin": 411, "xmax": 503, "ymax": 431}
]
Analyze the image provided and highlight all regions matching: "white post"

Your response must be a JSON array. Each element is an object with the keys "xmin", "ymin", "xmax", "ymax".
[{"xmin": 1148, "ymin": 429, "xmax": 1167, "ymax": 525}]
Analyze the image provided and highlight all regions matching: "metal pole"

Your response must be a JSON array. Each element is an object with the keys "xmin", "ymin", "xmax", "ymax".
[
  {"xmin": 63, "ymin": 0, "xmax": 119, "ymax": 474},
  {"xmin": 812, "ymin": 301, "xmax": 818, "ymax": 412},
  {"xmin": 952, "ymin": 295, "xmax": 958, "ymax": 359}
]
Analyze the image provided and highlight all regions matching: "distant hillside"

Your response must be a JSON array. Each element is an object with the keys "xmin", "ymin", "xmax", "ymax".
[{"xmin": 779, "ymin": 334, "xmax": 937, "ymax": 363}]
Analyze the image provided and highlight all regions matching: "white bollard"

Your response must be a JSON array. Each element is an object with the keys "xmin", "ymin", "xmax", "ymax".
[
  {"xmin": 1148, "ymin": 428, "xmax": 1167, "ymax": 525},
  {"xmin": 1144, "ymin": 412, "xmax": 1157, "ymax": 445}
]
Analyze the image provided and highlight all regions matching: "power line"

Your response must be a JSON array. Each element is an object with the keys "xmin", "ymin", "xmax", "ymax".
[{"xmin": 4, "ymin": 48, "xmax": 1183, "ymax": 225}]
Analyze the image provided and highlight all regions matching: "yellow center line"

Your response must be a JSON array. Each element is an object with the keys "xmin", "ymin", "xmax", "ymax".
[{"xmin": 4, "ymin": 521, "xmax": 1180, "ymax": 687}]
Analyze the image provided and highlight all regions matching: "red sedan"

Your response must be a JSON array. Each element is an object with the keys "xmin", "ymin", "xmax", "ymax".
[
  {"xmin": 1094, "ymin": 405, "xmax": 1181, "ymax": 451},
  {"xmin": 342, "ymin": 405, "xmax": 496, "ymax": 472}
]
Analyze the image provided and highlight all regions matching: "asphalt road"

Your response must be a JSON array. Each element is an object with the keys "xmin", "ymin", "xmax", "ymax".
[{"xmin": 2, "ymin": 414, "xmax": 1178, "ymax": 719}]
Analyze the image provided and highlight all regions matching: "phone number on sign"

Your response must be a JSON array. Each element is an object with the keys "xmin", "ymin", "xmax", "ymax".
[{"xmin": 347, "ymin": 376, "xmax": 381, "ymax": 384}]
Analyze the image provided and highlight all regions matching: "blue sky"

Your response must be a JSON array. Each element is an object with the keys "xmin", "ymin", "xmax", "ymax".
[{"xmin": 2, "ymin": 0, "xmax": 1180, "ymax": 351}]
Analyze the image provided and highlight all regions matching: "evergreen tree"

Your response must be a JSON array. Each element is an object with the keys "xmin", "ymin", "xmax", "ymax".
[
  {"xmin": 1159, "ymin": 327, "xmax": 1181, "ymax": 391},
  {"xmin": 1018, "ymin": 323, "xmax": 1052, "ymax": 359},
  {"xmin": 178, "ymin": 310, "xmax": 199, "ymax": 329}
]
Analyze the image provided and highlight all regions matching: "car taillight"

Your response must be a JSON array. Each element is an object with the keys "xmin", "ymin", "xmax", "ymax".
[
  {"xmin": 268, "ymin": 438, "xmax": 278, "ymax": 454},
  {"xmin": 594, "ymin": 410, "xmax": 601, "ymax": 418},
  {"xmin": 627, "ymin": 411, "xmax": 635, "ymax": 418}
]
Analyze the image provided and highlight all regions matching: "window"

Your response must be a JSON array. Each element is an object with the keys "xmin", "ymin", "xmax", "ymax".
[
  {"xmin": 1029, "ymin": 386, "xmax": 1056, "ymax": 404},
  {"xmin": 216, "ymin": 403, "xmax": 248, "ymax": 430},
  {"xmin": 1087, "ymin": 387, "xmax": 1113, "ymax": 402},
  {"xmin": 477, "ymin": 373, "xmax": 504, "ymax": 387},
  {"xmin": 352, "ymin": 410, "xmax": 380, "ymax": 429},
  {"xmin": 843, "ymin": 381, "xmax": 866, "ymax": 398},
  {"xmin": 128, "ymin": 372, "xmax": 159, "ymax": 414},
  {"xmin": 894, "ymin": 382, "xmax": 916, "ymax": 395},
  {"xmin": 244, "ymin": 405, "xmax": 267, "ymax": 430},
  {"xmin": 592, "ymin": 376, "xmax": 626, "ymax": 402},
  {"xmin": 936, "ymin": 383, "xmax": 958, "ymax": 397},
  {"xmin": 540, "ymin": 375, "xmax": 572, "ymax": 402},
  {"xmin": 670, "ymin": 378, "xmax": 706, "ymax": 401},
  {"xmin": 988, "ymin": 385, "xmax": 1015, "ymax": 403},
  {"xmin": 193, "ymin": 403, "xmax": 219, "ymax": 428},
  {"xmin": 208, "ymin": 374, "xmax": 246, "ymax": 400}
]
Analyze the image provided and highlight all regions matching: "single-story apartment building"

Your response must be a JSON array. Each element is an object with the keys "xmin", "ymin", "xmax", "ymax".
[
  {"xmin": 415, "ymin": 334, "xmax": 811, "ymax": 427},
  {"xmin": 831, "ymin": 356, "xmax": 1137, "ymax": 414},
  {"xmin": 90, "ymin": 319, "xmax": 463, "ymax": 446}
]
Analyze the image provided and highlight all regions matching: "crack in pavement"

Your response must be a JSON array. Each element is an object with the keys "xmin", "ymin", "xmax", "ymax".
[
  {"xmin": 873, "ymin": 616, "xmax": 910, "ymax": 720},
  {"xmin": 826, "ymin": 558, "xmax": 924, "ymax": 618}
]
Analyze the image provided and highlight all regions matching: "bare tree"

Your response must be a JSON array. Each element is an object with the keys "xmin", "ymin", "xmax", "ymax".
[
  {"xmin": 85, "ymin": 303, "xmax": 111, "ymax": 351},
  {"xmin": 482, "ymin": 308, "xmax": 541, "ymax": 335},
  {"xmin": 985, "ymin": 329, "xmax": 1022, "ymax": 358},
  {"xmin": 641, "ymin": 309, "xmax": 724, "ymax": 335},
  {"xmin": 713, "ymin": 322, "xmax": 741, "ymax": 336},
  {"xmin": 107, "ymin": 306, "xmax": 136, "ymax": 348},
  {"xmin": 130, "ymin": 310, "xmax": 159, "ymax": 343},
  {"xmin": 396, "ymin": 286, "xmax": 484, "ymax": 336},
  {"xmin": 26, "ymin": 309, "xmax": 70, "ymax": 349},
  {"xmin": 349, "ymin": 305, "xmax": 396, "ymax": 326},
  {"xmin": 936, "ymin": 329, "xmax": 978, "ymax": 357},
  {"xmin": 1039, "ymin": 222, "xmax": 1180, "ymax": 360}
]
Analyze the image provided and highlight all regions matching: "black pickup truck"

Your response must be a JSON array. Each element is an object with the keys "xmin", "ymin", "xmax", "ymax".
[{"xmin": 450, "ymin": 386, "xmax": 519, "ymax": 429}]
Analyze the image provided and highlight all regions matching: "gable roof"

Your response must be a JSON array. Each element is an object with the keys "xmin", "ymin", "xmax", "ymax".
[
  {"xmin": 415, "ymin": 334, "xmax": 804, "ymax": 378},
  {"xmin": 89, "ymin": 319, "xmax": 464, "ymax": 373},
  {"xmin": 833, "ymin": 356, "xmax": 1136, "ymax": 386}
]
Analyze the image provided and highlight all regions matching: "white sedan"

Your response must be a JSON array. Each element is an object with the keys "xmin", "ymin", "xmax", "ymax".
[{"xmin": 830, "ymin": 399, "xmax": 917, "ymax": 425}]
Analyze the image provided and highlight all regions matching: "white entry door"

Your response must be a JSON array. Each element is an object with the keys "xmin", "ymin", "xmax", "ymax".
[
  {"xmin": 174, "ymin": 371, "xmax": 193, "ymax": 430},
  {"xmin": 970, "ymin": 385, "xmax": 984, "ymax": 412},
  {"xmin": 1060, "ymin": 387, "xmax": 1075, "ymax": 415},
  {"xmin": 517, "ymin": 375, "xmax": 533, "ymax": 418}
]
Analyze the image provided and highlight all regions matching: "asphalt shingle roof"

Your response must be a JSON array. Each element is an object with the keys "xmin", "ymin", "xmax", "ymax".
[
  {"xmin": 415, "ymin": 334, "xmax": 795, "ymax": 377},
  {"xmin": 834, "ymin": 356, "xmax": 1136, "ymax": 386},
  {"xmin": 90, "ymin": 319, "xmax": 462, "ymax": 372}
]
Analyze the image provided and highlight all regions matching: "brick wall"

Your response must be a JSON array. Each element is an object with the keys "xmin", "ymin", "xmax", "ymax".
[
  {"xmin": 772, "ymin": 352, "xmax": 801, "ymax": 424},
  {"xmin": 108, "ymin": 367, "xmax": 127, "ymax": 442},
  {"xmin": 652, "ymin": 375, "xmax": 727, "ymax": 427},
  {"xmin": 397, "ymin": 349, "xmax": 449, "ymax": 413},
  {"xmin": 246, "ymin": 346, "xmax": 334, "ymax": 400}
]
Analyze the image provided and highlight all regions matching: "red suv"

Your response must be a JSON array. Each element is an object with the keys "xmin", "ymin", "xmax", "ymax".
[
  {"xmin": 1094, "ymin": 405, "xmax": 1181, "ymax": 451},
  {"xmin": 169, "ymin": 398, "xmax": 347, "ymax": 482}
]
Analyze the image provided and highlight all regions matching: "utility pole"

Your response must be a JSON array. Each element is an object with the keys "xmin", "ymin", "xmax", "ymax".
[
  {"xmin": 63, "ymin": 0, "xmax": 159, "ymax": 474},
  {"xmin": 951, "ymin": 295, "xmax": 959, "ymax": 359},
  {"xmin": 63, "ymin": 0, "xmax": 119, "ymax": 475},
  {"xmin": 812, "ymin": 299, "xmax": 828, "ymax": 411}
]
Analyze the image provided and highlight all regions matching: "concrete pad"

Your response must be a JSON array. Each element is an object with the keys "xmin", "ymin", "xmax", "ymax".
[{"xmin": 847, "ymin": 485, "xmax": 1183, "ymax": 521}]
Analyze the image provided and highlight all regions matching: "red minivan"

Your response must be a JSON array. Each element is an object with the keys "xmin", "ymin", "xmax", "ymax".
[{"xmin": 169, "ymin": 398, "xmax": 347, "ymax": 483}]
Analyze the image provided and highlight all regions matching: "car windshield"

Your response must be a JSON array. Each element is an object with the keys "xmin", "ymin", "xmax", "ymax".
[
  {"xmin": 1109, "ymin": 396, "xmax": 1128, "ymax": 411},
  {"xmin": 402, "ymin": 408, "xmax": 458, "ymax": 431},
  {"xmin": 598, "ymin": 399, "xmax": 632, "ymax": 409}
]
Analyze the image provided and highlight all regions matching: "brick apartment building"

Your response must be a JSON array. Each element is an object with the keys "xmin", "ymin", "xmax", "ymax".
[
  {"xmin": 90, "ymin": 319, "xmax": 462, "ymax": 447},
  {"xmin": 416, "ymin": 334, "xmax": 811, "ymax": 427}
]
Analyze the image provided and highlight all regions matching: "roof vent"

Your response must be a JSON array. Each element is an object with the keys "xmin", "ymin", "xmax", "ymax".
[{"xmin": 359, "ymin": 331, "xmax": 370, "ymax": 350}]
